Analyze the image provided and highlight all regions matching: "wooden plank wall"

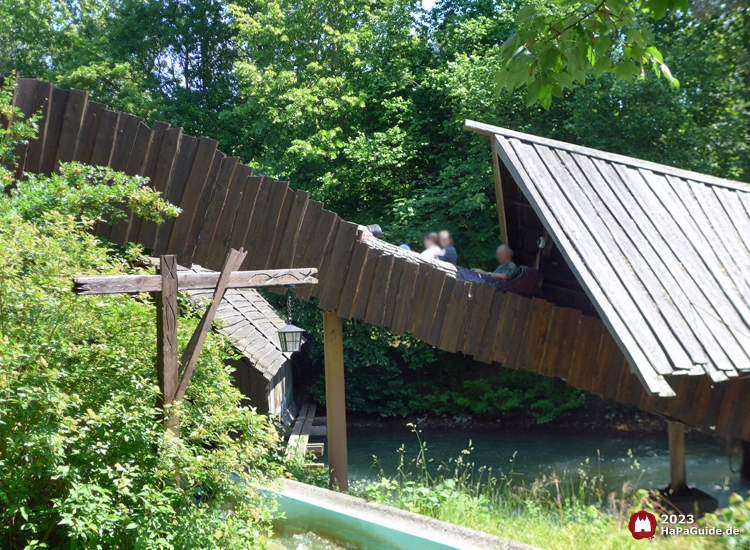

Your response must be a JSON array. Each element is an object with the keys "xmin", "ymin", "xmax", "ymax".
[{"xmin": 10, "ymin": 78, "xmax": 749, "ymax": 444}]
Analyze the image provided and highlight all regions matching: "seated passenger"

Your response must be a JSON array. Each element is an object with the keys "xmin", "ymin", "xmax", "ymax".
[
  {"xmin": 436, "ymin": 230, "xmax": 457, "ymax": 265},
  {"xmin": 420, "ymin": 232, "xmax": 441, "ymax": 260},
  {"xmin": 473, "ymin": 244, "xmax": 518, "ymax": 280}
]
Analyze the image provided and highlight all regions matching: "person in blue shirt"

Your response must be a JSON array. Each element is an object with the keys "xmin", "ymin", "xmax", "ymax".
[{"xmin": 473, "ymin": 244, "xmax": 518, "ymax": 280}]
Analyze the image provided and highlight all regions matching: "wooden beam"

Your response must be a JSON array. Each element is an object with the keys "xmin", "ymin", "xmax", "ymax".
[
  {"xmin": 173, "ymin": 249, "xmax": 247, "ymax": 402},
  {"xmin": 323, "ymin": 312, "xmax": 348, "ymax": 491},
  {"xmin": 668, "ymin": 420, "xmax": 687, "ymax": 494},
  {"xmin": 73, "ymin": 268, "xmax": 318, "ymax": 295},
  {"xmin": 490, "ymin": 137, "xmax": 509, "ymax": 246},
  {"xmin": 156, "ymin": 255, "xmax": 179, "ymax": 434}
]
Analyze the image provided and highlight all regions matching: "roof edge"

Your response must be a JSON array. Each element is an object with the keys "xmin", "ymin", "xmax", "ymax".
[{"xmin": 464, "ymin": 119, "xmax": 749, "ymax": 193}]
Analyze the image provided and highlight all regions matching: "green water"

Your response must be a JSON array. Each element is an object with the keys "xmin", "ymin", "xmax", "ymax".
[
  {"xmin": 269, "ymin": 529, "xmax": 351, "ymax": 550},
  {"xmin": 330, "ymin": 425, "xmax": 750, "ymax": 507}
]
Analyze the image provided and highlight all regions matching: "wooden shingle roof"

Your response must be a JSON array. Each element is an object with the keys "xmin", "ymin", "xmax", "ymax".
[
  {"xmin": 182, "ymin": 266, "xmax": 292, "ymax": 380},
  {"xmin": 466, "ymin": 120, "xmax": 750, "ymax": 395}
]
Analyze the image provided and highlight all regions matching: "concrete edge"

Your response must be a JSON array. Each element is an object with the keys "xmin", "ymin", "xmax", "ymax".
[{"xmin": 278, "ymin": 479, "xmax": 540, "ymax": 550}]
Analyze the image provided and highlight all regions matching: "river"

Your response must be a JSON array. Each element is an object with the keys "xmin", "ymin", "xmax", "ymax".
[{"xmin": 326, "ymin": 425, "xmax": 749, "ymax": 508}]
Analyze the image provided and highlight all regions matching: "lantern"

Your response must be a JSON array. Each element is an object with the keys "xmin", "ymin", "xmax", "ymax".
[{"xmin": 278, "ymin": 323, "xmax": 305, "ymax": 353}]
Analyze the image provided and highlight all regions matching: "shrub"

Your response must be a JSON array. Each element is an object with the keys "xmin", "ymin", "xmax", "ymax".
[{"xmin": 0, "ymin": 205, "xmax": 285, "ymax": 549}]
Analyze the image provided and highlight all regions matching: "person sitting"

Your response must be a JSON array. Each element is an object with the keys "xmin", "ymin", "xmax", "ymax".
[
  {"xmin": 473, "ymin": 244, "xmax": 518, "ymax": 280},
  {"xmin": 436, "ymin": 230, "xmax": 457, "ymax": 265},
  {"xmin": 420, "ymin": 232, "xmax": 441, "ymax": 260}
]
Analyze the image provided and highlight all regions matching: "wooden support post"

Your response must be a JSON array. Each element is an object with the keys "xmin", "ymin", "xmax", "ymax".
[
  {"xmin": 156, "ymin": 255, "xmax": 179, "ymax": 434},
  {"xmin": 323, "ymin": 312, "xmax": 348, "ymax": 492},
  {"xmin": 740, "ymin": 440, "xmax": 750, "ymax": 482},
  {"xmin": 490, "ymin": 137, "xmax": 509, "ymax": 247},
  {"xmin": 668, "ymin": 420, "xmax": 687, "ymax": 494}
]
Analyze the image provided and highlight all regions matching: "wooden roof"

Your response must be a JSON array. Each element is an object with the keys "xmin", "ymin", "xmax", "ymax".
[
  {"xmin": 181, "ymin": 265, "xmax": 292, "ymax": 380},
  {"xmin": 466, "ymin": 120, "xmax": 750, "ymax": 394}
]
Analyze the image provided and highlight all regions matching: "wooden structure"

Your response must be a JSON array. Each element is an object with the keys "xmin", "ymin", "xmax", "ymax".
[
  {"xmin": 10, "ymin": 79, "xmax": 750, "ymax": 484},
  {"xmin": 286, "ymin": 404, "xmax": 327, "ymax": 461},
  {"xmin": 181, "ymin": 265, "xmax": 298, "ymax": 423},
  {"xmin": 73, "ymin": 249, "xmax": 317, "ymax": 434}
]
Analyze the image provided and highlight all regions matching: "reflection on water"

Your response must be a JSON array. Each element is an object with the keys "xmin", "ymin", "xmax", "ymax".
[
  {"xmin": 269, "ymin": 526, "xmax": 353, "ymax": 550},
  {"xmin": 327, "ymin": 425, "xmax": 750, "ymax": 508}
]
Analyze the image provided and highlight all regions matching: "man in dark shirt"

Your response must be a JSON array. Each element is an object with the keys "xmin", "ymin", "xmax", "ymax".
[
  {"xmin": 473, "ymin": 244, "xmax": 518, "ymax": 280},
  {"xmin": 436, "ymin": 230, "xmax": 457, "ymax": 265}
]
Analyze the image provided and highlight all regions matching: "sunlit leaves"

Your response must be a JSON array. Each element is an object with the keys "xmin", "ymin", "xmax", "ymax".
[{"xmin": 496, "ymin": 0, "xmax": 684, "ymax": 107}]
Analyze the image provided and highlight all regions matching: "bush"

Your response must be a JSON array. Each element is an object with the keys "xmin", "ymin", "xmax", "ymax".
[{"xmin": 0, "ymin": 204, "xmax": 285, "ymax": 549}]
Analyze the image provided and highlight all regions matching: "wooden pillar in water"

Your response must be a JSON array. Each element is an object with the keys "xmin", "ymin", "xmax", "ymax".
[
  {"xmin": 668, "ymin": 420, "xmax": 687, "ymax": 493},
  {"xmin": 323, "ymin": 312, "xmax": 348, "ymax": 491},
  {"xmin": 740, "ymin": 440, "xmax": 750, "ymax": 482}
]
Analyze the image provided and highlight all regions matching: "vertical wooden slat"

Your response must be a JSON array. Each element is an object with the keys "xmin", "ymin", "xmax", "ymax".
[
  {"xmin": 318, "ymin": 221, "xmax": 360, "ymax": 311},
  {"xmin": 349, "ymin": 248, "xmax": 383, "ymax": 320},
  {"xmin": 537, "ymin": 307, "xmax": 567, "ymax": 377},
  {"xmin": 109, "ymin": 113, "xmax": 142, "ymax": 172},
  {"xmin": 291, "ymin": 200, "xmax": 324, "ymax": 267},
  {"xmin": 588, "ymin": 331, "xmax": 619, "ymax": 397},
  {"xmin": 11, "ymin": 79, "xmax": 41, "ymax": 178},
  {"xmin": 23, "ymin": 81, "xmax": 52, "ymax": 176},
  {"xmin": 363, "ymin": 255, "xmax": 396, "ymax": 326},
  {"xmin": 137, "ymin": 127, "xmax": 182, "ymax": 250},
  {"xmin": 108, "ymin": 122, "xmax": 155, "ymax": 245},
  {"xmin": 438, "ymin": 281, "xmax": 471, "ymax": 352},
  {"xmin": 124, "ymin": 122, "xmax": 154, "ymax": 176},
  {"xmin": 89, "ymin": 109, "xmax": 120, "ymax": 168},
  {"xmin": 153, "ymin": 135, "xmax": 199, "ymax": 255},
  {"xmin": 309, "ymin": 215, "xmax": 343, "ymax": 301},
  {"xmin": 266, "ymin": 188, "xmax": 296, "ymax": 268},
  {"xmin": 39, "ymin": 87, "xmax": 69, "ymax": 175},
  {"xmin": 494, "ymin": 293, "xmax": 527, "ymax": 367},
  {"xmin": 461, "ymin": 283, "xmax": 496, "ymax": 357},
  {"xmin": 176, "ymin": 148, "xmax": 225, "ymax": 262},
  {"xmin": 455, "ymin": 282, "xmax": 480, "ymax": 352},
  {"xmin": 411, "ymin": 269, "xmax": 448, "ymax": 342},
  {"xmin": 273, "ymin": 189, "xmax": 311, "ymax": 269},
  {"xmin": 239, "ymin": 177, "xmax": 274, "ymax": 265},
  {"xmin": 72, "ymin": 101, "xmax": 107, "ymax": 165},
  {"xmin": 199, "ymin": 164, "xmax": 252, "ymax": 267},
  {"xmin": 482, "ymin": 292, "xmax": 515, "ymax": 363},
  {"xmin": 167, "ymin": 138, "xmax": 219, "ymax": 261},
  {"xmin": 335, "ymin": 241, "xmax": 370, "ymax": 320},
  {"xmin": 502, "ymin": 297, "xmax": 534, "ymax": 369},
  {"xmin": 295, "ymin": 210, "xmax": 338, "ymax": 301},
  {"xmin": 528, "ymin": 301, "xmax": 556, "ymax": 374},
  {"xmin": 249, "ymin": 180, "xmax": 290, "ymax": 270},
  {"xmin": 426, "ymin": 276, "xmax": 456, "ymax": 348},
  {"xmin": 514, "ymin": 298, "xmax": 548, "ymax": 372},
  {"xmin": 189, "ymin": 156, "xmax": 240, "ymax": 265},
  {"xmin": 615, "ymin": 356, "xmax": 639, "ymax": 404},
  {"xmin": 54, "ymin": 89, "xmax": 89, "ymax": 168},
  {"xmin": 222, "ymin": 175, "xmax": 262, "ymax": 269},
  {"xmin": 553, "ymin": 309, "xmax": 583, "ymax": 379},
  {"xmin": 567, "ymin": 316, "xmax": 603, "ymax": 392},
  {"xmin": 130, "ymin": 121, "xmax": 170, "ymax": 248},
  {"xmin": 403, "ymin": 263, "xmax": 432, "ymax": 335},
  {"xmin": 382, "ymin": 256, "xmax": 406, "ymax": 329},
  {"xmin": 390, "ymin": 261, "xmax": 420, "ymax": 336}
]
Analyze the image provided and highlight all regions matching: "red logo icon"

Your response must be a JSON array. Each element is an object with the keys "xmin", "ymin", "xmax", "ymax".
[{"xmin": 628, "ymin": 510, "xmax": 657, "ymax": 539}]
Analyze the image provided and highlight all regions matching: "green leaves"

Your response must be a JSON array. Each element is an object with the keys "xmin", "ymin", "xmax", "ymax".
[{"xmin": 496, "ymin": 0, "xmax": 684, "ymax": 107}]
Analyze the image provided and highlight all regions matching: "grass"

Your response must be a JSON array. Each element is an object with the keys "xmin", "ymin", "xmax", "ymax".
[{"xmin": 347, "ymin": 425, "xmax": 725, "ymax": 550}]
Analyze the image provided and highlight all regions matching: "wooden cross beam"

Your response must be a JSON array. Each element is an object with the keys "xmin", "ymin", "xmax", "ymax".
[{"xmin": 72, "ymin": 249, "xmax": 318, "ymax": 434}]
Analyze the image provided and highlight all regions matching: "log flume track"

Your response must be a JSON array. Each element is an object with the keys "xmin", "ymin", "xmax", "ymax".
[{"xmin": 9, "ymin": 78, "xmax": 749, "ymax": 442}]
